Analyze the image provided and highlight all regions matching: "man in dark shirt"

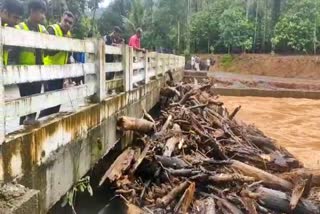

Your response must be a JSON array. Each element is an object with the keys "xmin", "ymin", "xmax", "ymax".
[
  {"xmin": 104, "ymin": 26, "xmax": 124, "ymax": 46},
  {"xmin": 104, "ymin": 26, "xmax": 124, "ymax": 80}
]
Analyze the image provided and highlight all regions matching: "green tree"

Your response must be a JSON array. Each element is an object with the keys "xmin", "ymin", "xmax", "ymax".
[
  {"xmin": 219, "ymin": 6, "xmax": 254, "ymax": 53},
  {"xmin": 189, "ymin": 10, "xmax": 217, "ymax": 53},
  {"xmin": 98, "ymin": 0, "xmax": 131, "ymax": 38},
  {"xmin": 273, "ymin": 0, "xmax": 319, "ymax": 53},
  {"xmin": 93, "ymin": 0, "xmax": 320, "ymax": 55}
]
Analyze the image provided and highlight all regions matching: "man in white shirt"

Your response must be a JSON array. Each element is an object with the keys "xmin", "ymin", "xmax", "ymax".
[{"xmin": 191, "ymin": 56, "xmax": 195, "ymax": 70}]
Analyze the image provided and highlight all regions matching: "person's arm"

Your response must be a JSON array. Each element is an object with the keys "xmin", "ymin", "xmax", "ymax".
[
  {"xmin": 133, "ymin": 47, "xmax": 145, "ymax": 53},
  {"xmin": 132, "ymin": 41, "xmax": 145, "ymax": 52}
]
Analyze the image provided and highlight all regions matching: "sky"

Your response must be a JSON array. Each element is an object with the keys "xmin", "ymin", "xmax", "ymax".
[{"xmin": 100, "ymin": 0, "xmax": 112, "ymax": 7}]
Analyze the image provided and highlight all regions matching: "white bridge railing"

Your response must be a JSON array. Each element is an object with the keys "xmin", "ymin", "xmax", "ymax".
[{"xmin": 0, "ymin": 26, "xmax": 185, "ymax": 143}]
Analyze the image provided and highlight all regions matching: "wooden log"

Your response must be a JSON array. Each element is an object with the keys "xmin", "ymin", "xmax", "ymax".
[
  {"xmin": 242, "ymin": 197, "xmax": 258, "ymax": 214},
  {"xmin": 167, "ymin": 69, "xmax": 174, "ymax": 81},
  {"xmin": 204, "ymin": 198, "xmax": 216, "ymax": 214},
  {"xmin": 142, "ymin": 106, "xmax": 155, "ymax": 123},
  {"xmin": 188, "ymin": 103, "xmax": 208, "ymax": 111},
  {"xmin": 290, "ymin": 174, "xmax": 313, "ymax": 210},
  {"xmin": 229, "ymin": 105, "xmax": 241, "ymax": 120},
  {"xmin": 99, "ymin": 148, "xmax": 136, "ymax": 186},
  {"xmin": 256, "ymin": 187, "xmax": 320, "ymax": 214},
  {"xmin": 163, "ymin": 124, "xmax": 182, "ymax": 157},
  {"xmin": 167, "ymin": 168, "xmax": 200, "ymax": 177},
  {"xmin": 208, "ymin": 173, "xmax": 255, "ymax": 183},
  {"xmin": 203, "ymin": 136, "xmax": 227, "ymax": 160},
  {"xmin": 197, "ymin": 91, "xmax": 216, "ymax": 104},
  {"xmin": 125, "ymin": 202, "xmax": 145, "ymax": 214},
  {"xmin": 155, "ymin": 155, "xmax": 188, "ymax": 169},
  {"xmin": 246, "ymin": 134, "xmax": 281, "ymax": 154},
  {"xmin": 231, "ymin": 160, "xmax": 293, "ymax": 191},
  {"xmin": 160, "ymin": 87, "xmax": 181, "ymax": 98},
  {"xmin": 117, "ymin": 116, "xmax": 155, "ymax": 133},
  {"xmin": 179, "ymin": 89, "xmax": 197, "ymax": 105},
  {"xmin": 280, "ymin": 168, "xmax": 320, "ymax": 187},
  {"xmin": 216, "ymin": 197, "xmax": 243, "ymax": 214},
  {"xmin": 129, "ymin": 144, "xmax": 151, "ymax": 175},
  {"xmin": 206, "ymin": 110, "xmax": 223, "ymax": 128},
  {"xmin": 173, "ymin": 182, "xmax": 196, "ymax": 213},
  {"xmin": 240, "ymin": 190, "xmax": 258, "ymax": 214},
  {"xmin": 156, "ymin": 181, "xmax": 189, "ymax": 208},
  {"xmin": 155, "ymin": 114, "xmax": 172, "ymax": 137}
]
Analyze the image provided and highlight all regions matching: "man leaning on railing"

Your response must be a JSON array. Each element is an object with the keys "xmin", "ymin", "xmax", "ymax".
[
  {"xmin": 8, "ymin": 0, "xmax": 47, "ymax": 126},
  {"xmin": 0, "ymin": 0, "xmax": 23, "ymax": 65},
  {"xmin": 104, "ymin": 26, "xmax": 124, "ymax": 80},
  {"xmin": 129, "ymin": 28, "xmax": 146, "ymax": 53},
  {"xmin": 39, "ymin": 11, "xmax": 75, "ymax": 118}
]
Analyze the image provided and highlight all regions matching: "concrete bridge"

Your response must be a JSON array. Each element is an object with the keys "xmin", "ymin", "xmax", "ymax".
[{"xmin": 0, "ymin": 26, "xmax": 185, "ymax": 213}]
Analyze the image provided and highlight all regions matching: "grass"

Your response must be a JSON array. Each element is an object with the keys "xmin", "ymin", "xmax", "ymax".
[{"xmin": 221, "ymin": 54, "xmax": 234, "ymax": 69}]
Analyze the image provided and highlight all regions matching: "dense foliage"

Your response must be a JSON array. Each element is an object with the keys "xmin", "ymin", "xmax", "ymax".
[
  {"xmin": 1, "ymin": 0, "xmax": 320, "ymax": 54},
  {"xmin": 95, "ymin": 0, "xmax": 320, "ymax": 54}
]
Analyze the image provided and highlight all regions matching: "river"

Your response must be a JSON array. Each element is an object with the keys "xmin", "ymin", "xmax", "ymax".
[{"xmin": 221, "ymin": 96, "xmax": 320, "ymax": 170}]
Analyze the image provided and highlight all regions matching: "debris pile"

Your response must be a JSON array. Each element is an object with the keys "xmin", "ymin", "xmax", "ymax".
[{"xmin": 100, "ymin": 81, "xmax": 320, "ymax": 213}]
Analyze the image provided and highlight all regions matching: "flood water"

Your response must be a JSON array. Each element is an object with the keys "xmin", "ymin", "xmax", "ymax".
[{"xmin": 221, "ymin": 96, "xmax": 320, "ymax": 169}]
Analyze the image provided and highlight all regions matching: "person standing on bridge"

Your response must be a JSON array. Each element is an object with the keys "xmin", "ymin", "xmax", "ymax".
[
  {"xmin": 0, "ymin": 0, "xmax": 23, "ymax": 65},
  {"xmin": 8, "ymin": 0, "xmax": 48, "ymax": 125},
  {"xmin": 39, "ymin": 11, "xmax": 75, "ymax": 118},
  {"xmin": 129, "ymin": 28, "xmax": 145, "ymax": 53},
  {"xmin": 44, "ymin": 11, "xmax": 74, "ymax": 65},
  {"xmin": 104, "ymin": 26, "xmax": 124, "ymax": 47},
  {"xmin": 9, "ymin": 0, "xmax": 48, "ymax": 66},
  {"xmin": 0, "ymin": 0, "xmax": 23, "ymax": 27},
  {"xmin": 104, "ymin": 26, "xmax": 124, "ymax": 80}
]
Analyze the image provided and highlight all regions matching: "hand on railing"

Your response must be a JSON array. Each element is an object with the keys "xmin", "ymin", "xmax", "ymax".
[
  {"xmin": 63, "ymin": 79, "xmax": 76, "ymax": 89},
  {"xmin": 133, "ymin": 47, "xmax": 146, "ymax": 53}
]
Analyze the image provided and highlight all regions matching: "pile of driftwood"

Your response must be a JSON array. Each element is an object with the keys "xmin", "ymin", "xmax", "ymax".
[{"xmin": 99, "ymin": 80, "xmax": 320, "ymax": 214}]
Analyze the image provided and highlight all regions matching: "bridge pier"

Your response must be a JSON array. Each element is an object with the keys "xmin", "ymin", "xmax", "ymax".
[{"xmin": 0, "ymin": 69, "xmax": 183, "ymax": 213}]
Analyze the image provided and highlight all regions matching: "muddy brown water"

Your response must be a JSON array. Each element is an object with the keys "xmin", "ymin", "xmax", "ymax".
[{"xmin": 221, "ymin": 96, "xmax": 320, "ymax": 170}]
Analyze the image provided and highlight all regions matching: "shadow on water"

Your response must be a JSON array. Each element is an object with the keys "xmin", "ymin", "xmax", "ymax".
[{"xmin": 49, "ymin": 103, "xmax": 162, "ymax": 214}]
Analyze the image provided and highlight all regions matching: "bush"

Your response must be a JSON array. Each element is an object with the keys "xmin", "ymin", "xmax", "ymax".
[{"xmin": 221, "ymin": 54, "xmax": 234, "ymax": 68}]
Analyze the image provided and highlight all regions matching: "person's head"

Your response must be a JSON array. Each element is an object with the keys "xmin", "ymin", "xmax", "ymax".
[
  {"xmin": 136, "ymin": 28, "xmax": 142, "ymax": 38},
  {"xmin": 60, "ymin": 11, "xmax": 74, "ymax": 33},
  {"xmin": 28, "ymin": 0, "xmax": 46, "ymax": 24},
  {"xmin": 113, "ymin": 26, "xmax": 122, "ymax": 39},
  {"xmin": 0, "ymin": 0, "xmax": 23, "ymax": 26}
]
